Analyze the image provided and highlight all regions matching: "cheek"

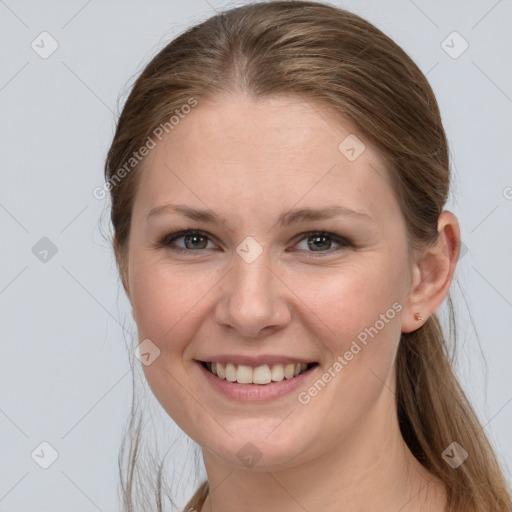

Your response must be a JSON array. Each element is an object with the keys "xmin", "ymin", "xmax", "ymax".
[
  {"xmin": 287, "ymin": 260, "xmax": 405, "ymax": 439},
  {"xmin": 128, "ymin": 254, "xmax": 222, "ymax": 392},
  {"xmin": 128, "ymin": 255, "xmax": 216, "ymax": 433},
  {"xmin": 129, "ymin": 255, "xmax": 206, "ymax": 345},
  {"xmin": 290, "ymin": 255, "xmax": 406, "ymax": 349},
  {"xmin": 294, "ymin": 258, "xmax": 405, "ymax": 409}
]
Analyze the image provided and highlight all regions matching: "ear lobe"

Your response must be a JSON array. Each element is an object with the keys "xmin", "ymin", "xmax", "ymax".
[
  {"xmin": 401, "ymin": 265, "xmax": 423, "ymax": 333},
  {"xmin": 401, "ymin": 211, "xmax": 460, "ymax": 333}
]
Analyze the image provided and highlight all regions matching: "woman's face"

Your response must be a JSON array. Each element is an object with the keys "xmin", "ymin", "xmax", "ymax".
[{"xmin": 126, "ymin": 93, "xmax": 416, "ymax": 470}]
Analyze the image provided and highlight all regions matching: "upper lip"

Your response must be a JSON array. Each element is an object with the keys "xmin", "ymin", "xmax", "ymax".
[{"xmin": 197, "ymin": 354, "xmax": 318, "ymax": 366}]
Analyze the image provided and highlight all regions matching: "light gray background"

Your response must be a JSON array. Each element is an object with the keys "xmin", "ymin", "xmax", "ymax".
[{"xmin": 1, "ymin": 0, "xmax": 511, "ymax": 511}]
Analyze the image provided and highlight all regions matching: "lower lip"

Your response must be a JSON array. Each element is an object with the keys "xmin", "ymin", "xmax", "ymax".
[{"xmin": 197, "ymin": 361, "xmax": 319, "ymax": 402}]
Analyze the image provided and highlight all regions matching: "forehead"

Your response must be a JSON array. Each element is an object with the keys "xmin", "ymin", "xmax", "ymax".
[{"xmin": 132, "ymin": 93, "xmax": 401, "ymax": 231}]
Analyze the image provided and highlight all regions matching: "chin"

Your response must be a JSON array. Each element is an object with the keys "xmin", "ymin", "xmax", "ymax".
[{"xmin": 200, "ymin": 422, "xmax": 315, "ymax": 472}]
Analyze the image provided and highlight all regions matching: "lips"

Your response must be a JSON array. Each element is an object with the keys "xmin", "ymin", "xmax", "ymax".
[
  {"xmin": 197, "ymin": 358, "xmax": 321, "ymax": 402},
  {"xmin": 201, "ymin": 361, "xmax": 317, "ymax": 385}
]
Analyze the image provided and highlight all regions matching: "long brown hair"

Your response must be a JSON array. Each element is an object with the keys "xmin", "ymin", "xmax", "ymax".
[{"xmin": 104, "ymin": 2, "xmax": 512, "ymax": 511}]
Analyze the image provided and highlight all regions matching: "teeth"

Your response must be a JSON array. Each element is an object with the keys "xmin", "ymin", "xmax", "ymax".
[
  {"xmin": 253, "ymin": 365, "xmax": 272, "ymax": 385},
  {"xmin": 270, "ymin": 364, "xmax": 284, "ymax": 381},
  {"xmin": 284, "ymin": 364, "xmax": 295, "ymax": 379},
  {"xmin": 207, "ymin": 362, "xmax": 313, "ymax": 385},
  {"xmin": 225, "ymin": 363, "xmax": 237, "ymax": 382},
  {"xmin": 236, "ymin": 364, "xmax": 253, "ymax": 384}
]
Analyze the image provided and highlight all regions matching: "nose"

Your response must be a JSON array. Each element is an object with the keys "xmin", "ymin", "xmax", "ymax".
[{"xmin": 214, "ymin": 250, "xmax": 292, "ymax": 338}]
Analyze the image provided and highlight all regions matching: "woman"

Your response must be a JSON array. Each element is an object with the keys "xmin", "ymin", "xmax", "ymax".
[{"xmin": 104, "ymin": 2, "xmax": 512, "ymax": 511}]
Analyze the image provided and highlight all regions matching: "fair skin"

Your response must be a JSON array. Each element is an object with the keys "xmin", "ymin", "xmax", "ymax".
[{"xmin": 121, "ymin": 93, "xmax": 460, "ymax": 511}]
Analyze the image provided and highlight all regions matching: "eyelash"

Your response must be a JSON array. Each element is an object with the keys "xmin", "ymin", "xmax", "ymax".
[{"xmin": 157, "ymin": 228, "xmax": 353, "ymax": 256}]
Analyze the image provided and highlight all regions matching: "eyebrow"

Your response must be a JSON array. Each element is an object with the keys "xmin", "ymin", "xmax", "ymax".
[{"xmin": 146, "ymin": 203, "xmax": 373, "ymax": 227}]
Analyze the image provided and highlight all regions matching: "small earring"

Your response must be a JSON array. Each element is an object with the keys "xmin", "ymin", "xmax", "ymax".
[{"xmin": 414, "ymin": 312, "xmax": 423, "ymax": 321}]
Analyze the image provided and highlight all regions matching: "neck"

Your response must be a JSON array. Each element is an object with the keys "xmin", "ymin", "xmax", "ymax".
[{"xmin": 199, "ymin": 391, "xmax": 446, "ymax": 512}]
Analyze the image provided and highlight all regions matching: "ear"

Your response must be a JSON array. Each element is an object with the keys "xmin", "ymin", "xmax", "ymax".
[{"xmin": 401, "ymin": 211, "xmax": 460, "ymax": 333}]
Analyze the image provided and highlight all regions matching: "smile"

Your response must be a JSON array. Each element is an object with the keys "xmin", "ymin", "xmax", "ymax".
[{"xmin": 201, "ymin": 361, "xmax": 317, "ymax": 385}]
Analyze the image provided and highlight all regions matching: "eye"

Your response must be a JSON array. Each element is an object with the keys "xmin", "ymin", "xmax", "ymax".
[
  {"xmin": 161, "ymin": 229, "xmax": 216, "ymax": 254},
  {"xmin": 291, "ymin": 231, "xmax": 352, "ymax": 254}
]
